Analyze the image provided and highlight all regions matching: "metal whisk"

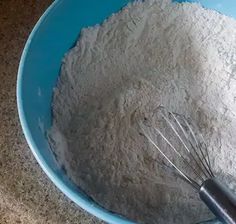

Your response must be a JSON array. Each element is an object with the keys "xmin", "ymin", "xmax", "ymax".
[{"xmin": 140, "ymin": 106, "xmax": 236, "ymax": 224}]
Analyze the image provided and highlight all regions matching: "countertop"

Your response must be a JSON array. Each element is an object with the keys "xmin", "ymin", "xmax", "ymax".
[{"xmin": 0, "ymin": 1, "xmax": 101, "ymax": 223}]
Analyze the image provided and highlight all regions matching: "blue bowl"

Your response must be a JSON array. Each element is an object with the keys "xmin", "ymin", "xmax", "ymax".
[{"xmin": 17, "ymin": 0, "xmax": 235, "ymax": 223}]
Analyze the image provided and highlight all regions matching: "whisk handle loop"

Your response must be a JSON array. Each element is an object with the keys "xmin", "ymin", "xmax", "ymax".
[{"xmin": 200, "ymin": 178, "xmax": 236, "ymax": 224}]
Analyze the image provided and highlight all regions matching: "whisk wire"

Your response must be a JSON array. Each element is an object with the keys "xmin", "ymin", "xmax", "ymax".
[
  {"xmin": 153, "ymin": 125, "xmax": 205, "ymax": 184},
  {"xmin": 140, "ymin": 107, "xmax": 214, "ymax": 190},
  {"xmin": 183, "ymin": 119, "xmax": 214, "ymax": 178},
  {"xmin": 161, "ymin": 112, "xmax": 209, "ymax": 182},
  {"xmin": 198, "ymin": 132, "xmax": 215, "ymax": 177},
  {"xmin": 170, "ymin": 112, "xmax": 212, "ymax": 180},
  {"xmin": 140, "ymin": 123, "xmax": 200, "ymax": 190}
]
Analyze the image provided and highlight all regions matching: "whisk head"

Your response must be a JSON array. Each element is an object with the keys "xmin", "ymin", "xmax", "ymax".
[{"xmin": 140, "ymin": 106, "xmax": 214, "ymax": 190}]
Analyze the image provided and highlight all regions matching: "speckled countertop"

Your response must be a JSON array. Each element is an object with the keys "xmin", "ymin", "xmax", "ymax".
[{"xmin": 0, "ymin": 1, "xmax": 102, "ymax": 223}]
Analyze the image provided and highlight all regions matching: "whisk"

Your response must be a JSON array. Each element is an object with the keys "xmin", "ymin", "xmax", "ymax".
[{"xmin": 140, "ymin": 106, "xmax": 236, "ymax": 224}]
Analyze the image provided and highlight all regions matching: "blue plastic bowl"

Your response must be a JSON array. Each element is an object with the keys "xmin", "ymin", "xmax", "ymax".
[{"xmin": 17, "ymin": 1, "xmax": 236, "ymax": 223}]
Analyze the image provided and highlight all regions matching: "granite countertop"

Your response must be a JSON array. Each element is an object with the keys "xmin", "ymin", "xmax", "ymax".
[{"xmin": 0, "ymin": 1, "xmax": 101, "ymax": 223}]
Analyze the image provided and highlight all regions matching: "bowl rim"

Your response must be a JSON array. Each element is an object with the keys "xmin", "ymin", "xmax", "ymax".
[{"xmin": 16, "ymin": 1, "xmax": 134, "ymax": 223}]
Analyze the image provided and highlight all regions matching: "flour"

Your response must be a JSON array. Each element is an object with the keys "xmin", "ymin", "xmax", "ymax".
[{"xmin": 48, "ymin": 0, "xmax": 236, "ymax": 223}]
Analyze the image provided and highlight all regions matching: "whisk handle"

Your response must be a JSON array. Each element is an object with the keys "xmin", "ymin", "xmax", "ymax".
[{"xmin": 200, "ymin": 178, "xmax": 236, "ymax": 224}]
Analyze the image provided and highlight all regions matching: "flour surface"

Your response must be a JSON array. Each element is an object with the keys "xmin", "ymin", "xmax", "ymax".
[{"xmin": 48, "ymin": 0, "xmax": 236, "ymax": 223}]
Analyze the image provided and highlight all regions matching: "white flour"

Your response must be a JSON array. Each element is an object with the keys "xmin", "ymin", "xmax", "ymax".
[{"xmin": 48, "ymin": 0, "xmax": 236, "ymax": 223}]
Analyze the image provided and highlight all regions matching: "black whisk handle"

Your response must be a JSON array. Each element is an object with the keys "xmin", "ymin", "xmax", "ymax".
[{"xmin": 200, "ymin": 178, "xmax": 236, "ymax": 224}]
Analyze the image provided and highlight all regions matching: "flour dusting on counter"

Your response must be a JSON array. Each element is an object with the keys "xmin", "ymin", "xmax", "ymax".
[{"xmin": 48, "ymin": 0, "xmax": 236, "ymax": 223}]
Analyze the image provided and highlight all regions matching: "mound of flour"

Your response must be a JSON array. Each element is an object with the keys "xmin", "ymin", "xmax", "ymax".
[{"xmin": 48, "ymin": 0, "xmax": 236, "ymax": 223}]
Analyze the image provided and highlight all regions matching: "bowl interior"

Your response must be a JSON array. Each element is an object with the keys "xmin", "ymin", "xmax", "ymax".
[{"xmin": 17, "ymin": 0, "xmax": 235, "ymax": 223}]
